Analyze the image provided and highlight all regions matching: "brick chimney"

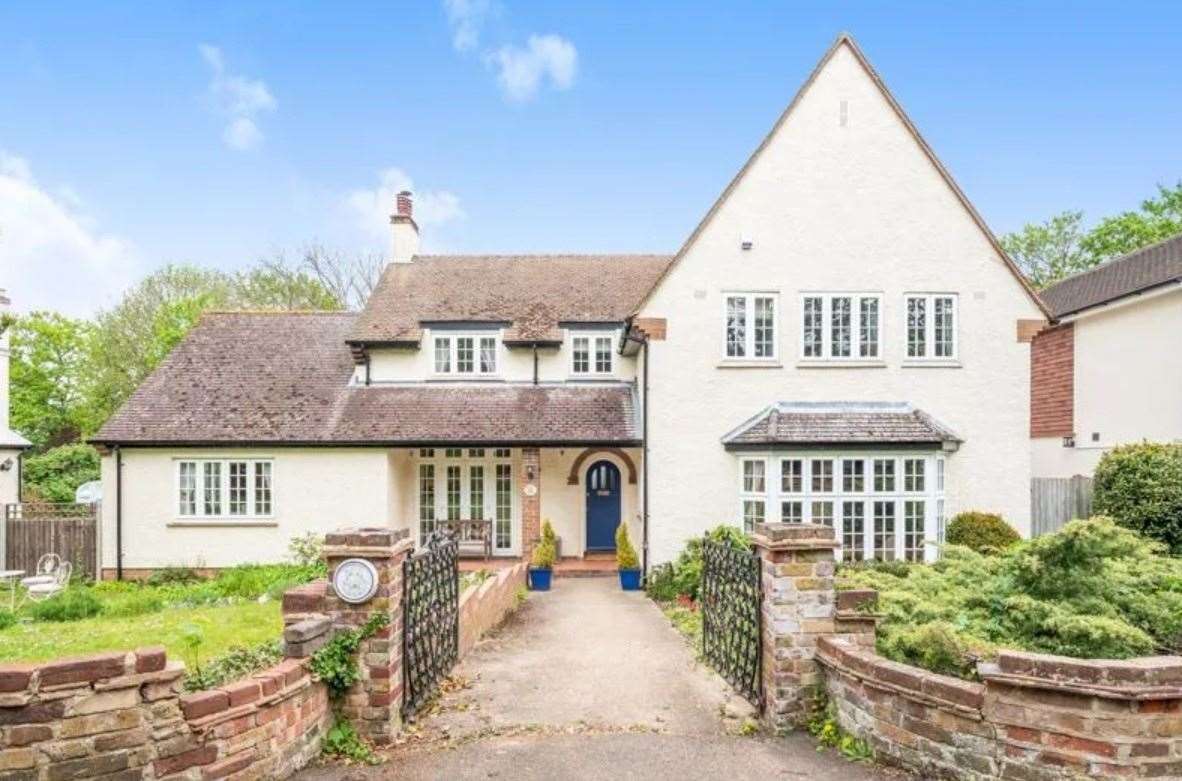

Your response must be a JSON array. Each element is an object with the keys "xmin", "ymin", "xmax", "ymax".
[{"xmin": 389, "ymin": 190, "xmax": 419, "ymax": 265}]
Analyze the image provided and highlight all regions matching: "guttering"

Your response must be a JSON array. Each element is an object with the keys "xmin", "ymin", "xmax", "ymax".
[
  {"xmin": 115, "ymin": 446, "xmax": 123, "ymax": 581},
  {"xmin": 1053, "ymin": 278, "xmax": 1182, "ymax": 323},
  {"xmin": 87, "ymin": 437, "xmax": 645, "ymax": 450},
  {"xmin": 641, "ymin": 337, "xmax": 650, "ymax": 579}
]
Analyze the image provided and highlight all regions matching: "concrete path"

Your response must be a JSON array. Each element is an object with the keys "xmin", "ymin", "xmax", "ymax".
[{"xmin": 296, "ymin": 578, "xmax": 898, "ymax": 780}]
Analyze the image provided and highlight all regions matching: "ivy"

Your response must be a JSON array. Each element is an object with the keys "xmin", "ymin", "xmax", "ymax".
[
  {"xmin": 309, "ymin": 613, "xmax": 390, "ymax": 699},
  {"xmin": 321, "ymin": 718, "xmax": 380, "ymax": 765}
]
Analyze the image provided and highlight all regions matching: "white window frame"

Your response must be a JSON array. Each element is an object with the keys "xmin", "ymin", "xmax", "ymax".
[
  {"xmin": 432, "ymin": 331, "xmax": 501, "ymax": 377},
  {"xmin": 799, "ymin": 292, "xmax": 883, "ymax": 361},
  {"xmin": 724, "ymin": 292, "xmax": 779, "ymax": 361},
  {"xmin": 904, "ymin": 293, "xmax": 958, "ymax": 361},
  {"xmin": 415, "ymin": 448, "xmax": 518, "ymax": 555},
  {"xmin": 175, "ymin": 458, "xmax": 274, "ymax": 519},
  {"xmin": 569, "ymin": 331, "xmax": 616, "ymax": 377},
  {"xmin": 735, "ymin": 451, "xmax": 946, "ymax": 562}
]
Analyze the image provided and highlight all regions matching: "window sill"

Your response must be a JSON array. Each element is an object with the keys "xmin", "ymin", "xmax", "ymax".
[
  {"xmin": 716, "ymin": 360, "xmax": 782, "ymax": 369},
  {"xmin": 426, "ymin": 376, "xmax": 505, "ymax": 383},
  {"xmin": 795, "ymin": 360, "xmax": 886, "ymax": 369},
  {"xmin": 566, "ymin": 376, "xmax": 619, "ymax": 383},
  {"xmin": 901, "ymin": 360, "xmax": 962, "ymax": 369},
  {"xmin": 168, "ymin": 520, "xmax": 278, "ymax": 528}
]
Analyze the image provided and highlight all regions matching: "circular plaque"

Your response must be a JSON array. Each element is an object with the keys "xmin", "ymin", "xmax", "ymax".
[
  {"xmin": 333, "ymin": 558, "xmax": 380, "ymax": 604},
  {"xmin": 523, "ymin": 484, "xmax": 538, "ymax": 497}
]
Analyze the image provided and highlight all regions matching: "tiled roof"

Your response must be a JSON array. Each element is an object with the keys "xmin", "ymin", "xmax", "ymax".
[
  {"xmin": 1040, "ymin": 233, "xmax": 1182, "ymax": 318},
  {"xmin": 93, "ymin": 312, "xmax": 639, "ymax": 446},
  {"xmin": 347, "ymin": 254, "xmax": 673, "ymax": 345},
  {"xmin": 722, "ymin": 402, "xmax": 960, "ymax": 448}
]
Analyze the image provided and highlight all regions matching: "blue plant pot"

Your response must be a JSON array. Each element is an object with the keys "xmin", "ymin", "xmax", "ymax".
[
  {"xmin": 528, "ymin": 567, "xmax": 553, "ymax": 591},
  {"xmin": 618, "ymin": 568, "xmax": 642, "ymax": 591}
]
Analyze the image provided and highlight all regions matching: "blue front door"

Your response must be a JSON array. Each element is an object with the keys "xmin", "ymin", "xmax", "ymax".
[{"xmin": 585, "ymin": 461, "xmax": 621, "ymax": 551}]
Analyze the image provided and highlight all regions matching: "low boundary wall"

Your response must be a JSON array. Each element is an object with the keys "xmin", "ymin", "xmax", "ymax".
[{"xmin": 458, "ymin": 564, "xmax": 526, "ymax": 659}]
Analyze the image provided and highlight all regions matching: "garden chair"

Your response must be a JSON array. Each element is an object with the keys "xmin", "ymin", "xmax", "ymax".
[
  {"xmin": 25, "ymin": 561, "xmax": 71, "ymax": 602},
  {"xmin": 20, "ymin": 553, "xmax": 62, "ymax": 588}
]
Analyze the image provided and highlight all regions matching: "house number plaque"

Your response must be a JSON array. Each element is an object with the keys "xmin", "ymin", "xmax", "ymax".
[
  {"xmin": 522, "ymin": 484, "xmax": 538, "ymax": 497},
  {"xmin": 332, "ymin": 558, "xmax": 380, "ymax": 604}
]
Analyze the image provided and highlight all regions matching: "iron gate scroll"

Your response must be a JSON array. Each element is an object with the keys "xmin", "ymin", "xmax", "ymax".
[
  {"xmin": 701, "ymin": 538, "xmax": 763, "ymax": 708},
  {"xmin": 402, "ymin": 532, "xmax": 460, "ymax": 718}
]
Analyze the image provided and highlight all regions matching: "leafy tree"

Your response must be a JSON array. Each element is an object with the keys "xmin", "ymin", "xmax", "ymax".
[
  {"xmin": 236, "ymin": 256, "xmax": 344, "ymax": 311},
  {"xmin": 21, "ymin": 443, "xmax": 100, "ymax": 502},
  {"xmin": 9, "ymin": 312, "xmax": 94, "ymax": 449},
  {"xmin": 999, "ymin": 210, "xmax": 1093, "ymax": 289},
  {"xmin": 1080, "ymin": 183, "xmax": 1182, "ymax": 263}
]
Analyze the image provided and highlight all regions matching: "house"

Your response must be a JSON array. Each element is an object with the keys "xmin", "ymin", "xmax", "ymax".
[
  {"xmin": 1031, "ymin": 233, "xmax": 1182, "ymax": 478},
  {"xmin": 92, "ymin": 34, "xmax": 1047, "ymax": 578},
  {"xmin": 0, "ymin": 290, "xmax": 31, "ymax": 507}
]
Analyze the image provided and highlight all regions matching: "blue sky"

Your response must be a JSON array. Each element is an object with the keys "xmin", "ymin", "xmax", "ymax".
[{"xmin": 2, "ymin": 1, "xmax": 1180, "ymax": 315}]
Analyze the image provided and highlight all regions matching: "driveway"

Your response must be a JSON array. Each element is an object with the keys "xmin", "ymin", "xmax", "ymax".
[{"xmin": 296, "ymin": 577, "xmax": 896, "ymax": 780}]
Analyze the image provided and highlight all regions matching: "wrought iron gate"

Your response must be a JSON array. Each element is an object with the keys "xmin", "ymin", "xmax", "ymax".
[
  {"xmin": 402, "ymin": 532, "xmax": 460, "ymax": 718},
  {"xmin": 701, "ymin": 538, "xmax": 763, "ymax": 708}
]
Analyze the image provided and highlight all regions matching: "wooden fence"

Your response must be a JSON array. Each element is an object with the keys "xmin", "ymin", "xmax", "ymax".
[
  {"xmin": 3, "ymin": 503, "xmax": 99, "ymax": 581},
  {"xmin": 1031, "ymin": 476, "xmax": 1094, "ymax": 537}
]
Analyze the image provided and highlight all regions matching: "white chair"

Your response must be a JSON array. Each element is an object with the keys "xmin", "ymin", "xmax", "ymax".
[
  {"xmin": 20, "ymin": 553, "xmax": 62, "ymax": 588},
  {"xmin": 26, "ymin": 561, "xmax": 71, "ymax": 602}
]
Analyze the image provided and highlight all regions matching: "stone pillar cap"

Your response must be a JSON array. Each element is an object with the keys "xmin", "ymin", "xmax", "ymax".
[{"xmin": 750, "ymin": 522, "xmax": 838, "ymax": 549}]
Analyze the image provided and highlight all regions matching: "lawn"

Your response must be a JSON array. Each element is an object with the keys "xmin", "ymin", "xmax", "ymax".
[{"xmin": 0, "ymin": 599, "xmax": 282, "ymax": 663}]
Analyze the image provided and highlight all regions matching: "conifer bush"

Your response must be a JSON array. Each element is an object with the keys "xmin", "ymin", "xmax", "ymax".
[
  {"xmin": 944, "ymin": 511, "xmax": 1020, "ymax": 553},
  {"xmin": 616, "ymin": 524, "xmax": 639, "ymax": 570}
]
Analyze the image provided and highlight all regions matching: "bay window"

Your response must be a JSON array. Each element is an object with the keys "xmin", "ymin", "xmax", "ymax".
[
  {"xmin": 177, "ymin": 459, "xmax": 273, "ymax": 519},
  {"xmin": 800, "ymin": 293, "xmax": 881, "ymax": 361},
  {"xmin": 725, "ymin": 293, "xmax": 778, "ymax": 360},
  {"xmin": 905, "ymin": 294, "xmax": 957, "ymax": 360}
]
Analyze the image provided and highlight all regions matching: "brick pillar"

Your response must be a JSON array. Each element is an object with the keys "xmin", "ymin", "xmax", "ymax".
[
  {"xmin": 323, "ymin": 527, "xmax": 413, "ymax": 745},
  {"xmin": 752, "ymin": 522, "xmax": 838, "ymax": 729},
  {"xmin": 520, "ymin": 447, "xmax": 541, "ymax": 560}
]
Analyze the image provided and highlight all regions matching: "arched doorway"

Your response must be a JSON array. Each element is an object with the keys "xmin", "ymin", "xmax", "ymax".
[{"xmin": 585, "ymin": 460, "xmax": 621, "ymax": 551}]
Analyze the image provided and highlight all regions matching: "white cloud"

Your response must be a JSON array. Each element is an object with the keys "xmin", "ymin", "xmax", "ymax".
[
  {"xmin": 199, "ymin": 44, "xmax": 276, "ymax": 151},
  {"xmin": 0, "ymin": 151, "xmax": 139, "ymax": 315},
  {"xmin": 342, "ymin": 168, "xmax": 464, "ymax": 249},
  {"xmin": 487, "ymin": 34, "xmax": 577, "ymax": 102},
  {"xmin": 444, "ymin": 0, "xmax": 493, "ymax": 52}
]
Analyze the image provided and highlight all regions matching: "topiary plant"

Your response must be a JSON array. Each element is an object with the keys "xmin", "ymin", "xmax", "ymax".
[
  {"xmin": 616, "ymin": 523, "xmax": 639, "ymax": 570},
  {"xmin": 945, "ymin": 511, "xmax": 1020, "ymax": 554},
  {"xmin": 1094, "ymin": 442, "xmax": 1182, "ymax": 554},
  {"xmin": 530, "ymin": 522, "xmax": 557, "ymax": 570}
]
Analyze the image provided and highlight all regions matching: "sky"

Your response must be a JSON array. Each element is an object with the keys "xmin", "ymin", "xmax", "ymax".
[{"xmin": 2, "ymin": 1, "xmax": 1180, "ymax": 316}]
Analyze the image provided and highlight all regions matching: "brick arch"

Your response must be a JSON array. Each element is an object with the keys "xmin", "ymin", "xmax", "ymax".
[{"xmin": 567, "ymin": 447, "xmax": 638, "ymax": 485}]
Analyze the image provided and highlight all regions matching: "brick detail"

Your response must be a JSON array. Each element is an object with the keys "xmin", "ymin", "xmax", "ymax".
[
  {"xmin": 520, "ymin": 448, "xmax": 542, "ymax": 560},
  {"xmin": 633, "ymin": 317, "xmax": 667, "ymax": 340},
  {"xmin": 1031, "ymin": 322, "xmax": 1074, "ymax": 437}
]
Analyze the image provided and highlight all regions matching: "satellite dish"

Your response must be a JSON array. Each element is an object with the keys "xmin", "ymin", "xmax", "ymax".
[{"xmin": 75, "ymin": 480, "xmax": 102, "ymax": 504}]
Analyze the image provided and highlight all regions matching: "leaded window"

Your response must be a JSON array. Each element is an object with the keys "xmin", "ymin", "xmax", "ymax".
[
  {"xmin": 726, "ymin": 293, "xmax": 777, "ymax": 360},
  {"xmin": 800, "ymin": 293, "xmax": 881, "ymax": 360}
]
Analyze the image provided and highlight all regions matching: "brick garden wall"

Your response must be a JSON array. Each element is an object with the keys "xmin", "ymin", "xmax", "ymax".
[{"xmin": 458, "ymin": 563, "xmax": 526, "ymax": 659}]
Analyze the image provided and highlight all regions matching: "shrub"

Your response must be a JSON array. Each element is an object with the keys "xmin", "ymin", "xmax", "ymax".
[
  {"xmin": 616, "ymin": 524, "xmax": 639, "ymax": 570},
  {"xmin": 212, "ymin": 563, "xmax": 318, "ymax": 601},
  {"xmin": 26, "ymin": 589, "xmax": 103, "ymax": 622},
  {"xmin": 288, "ymin": 533, "xmax": 328, "ymax": 578},
  {"xmin": 146, "ymin": 566, "xmax": 202, "ymax": 587},
  {"xmin": 183, "ymin": 640, "xmax": 283, "ymax": 692},
  {"xmin": 945, "ymin": 511, "xmax": 1020, "ymax": 553},
  {"xmin": 646, "ymin": 524, "xmax": 747, "ymax": 602},
  {"xmin": 530, "ymin": 539, "xmax": 556, "ymax": 569},
  {"xmin": 21, "ymin": 443, "xmax": 100, "ymax": 503},
  {"xmin": 1094, "ymin": 442, "xmax": 1182, "ymax": 553},
  {"xmin": 0, "ymin": 611, "xmax": 17, "ymax": 630}
]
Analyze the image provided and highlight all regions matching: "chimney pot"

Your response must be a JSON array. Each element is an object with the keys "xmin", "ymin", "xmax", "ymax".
[
  {"xmin": 389, "ymin": 191, "xmax": 419, "ymax": 265},
  {"xmin": 396, "ymin": 190, "xmax": 413, "ymax": 218}
]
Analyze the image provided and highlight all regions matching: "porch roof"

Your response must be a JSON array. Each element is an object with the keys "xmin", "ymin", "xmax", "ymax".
[
  {"xmin": 722, "ymin": 402, "xmax": 961, "ymax": 449},
  {"xmin": 92, "ymin": 312, "xmax": 640, "ymax": 447}
]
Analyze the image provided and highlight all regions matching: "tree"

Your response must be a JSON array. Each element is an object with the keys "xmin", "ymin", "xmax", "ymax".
[
  {"xmin": 236, "ymin": 255, "xmax": 344, "ymax": 311},
  {"xmin": 9, "ymin": 312, "xmax": 94, "ymax": 449},
  {"xmin": 298, "ymin": 243, "xmax": 384, "ymax": 310},
  {"xmin": 1080, "ymin": 183, "xmax": 1182, "ymax": 264},
  {"xmin": 999, "ymin": 210, "xmax": 1093, "ymax": 289}
]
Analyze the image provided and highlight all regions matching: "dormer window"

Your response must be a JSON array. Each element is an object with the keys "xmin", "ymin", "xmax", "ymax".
[
  {"xmin": 433, "ymin": 333, "xmax": 498, "ymax": 376},
  {"xmin": 572, "ymin": 333, "xmax": 614, "ymax": 376}
]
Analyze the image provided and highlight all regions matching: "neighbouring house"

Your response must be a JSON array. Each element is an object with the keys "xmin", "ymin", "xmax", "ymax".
[
  {"xmin": 91, "ymin": 34, "xmax": 1047, "ymax": 578},
  {"xmin": 0, "ymin": 289, "xmax": 31, "ymax": 506},
  {"xmin": 1031, "ymin": 233, "xmax": 1182, "ymax": 478}
]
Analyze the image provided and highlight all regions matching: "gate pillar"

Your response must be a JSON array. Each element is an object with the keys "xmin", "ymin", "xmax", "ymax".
[
  {"xmin": 323, "ymin": 527, "xmax": 414, "ymax": 744},
  {"xmin": 752, "ymin": 522, "xmax": 838, "ymax": 730}
]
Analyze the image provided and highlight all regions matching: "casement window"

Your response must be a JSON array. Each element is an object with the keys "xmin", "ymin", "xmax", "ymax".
[
  {"xmin": 433, "ymin": 333, "xmax": 499, "ymax": 376},
  {"xmin": 572, "ymin": 333, "xmax": 615, "ymax": 376},
  {"xmin": 725, "ymin": 293, "xmax": 778, "ymax": 360},
  {"xmin": 736, "ymin": 453, "xmax": 947, "ymax": 562},
  {"xmin": 905, "ymin": 294, "xmax": 957, "ymax": 359},
  {"xmin": 417, "ymin": 449, "xmax": 516, "ymax": 553},
  {"xmin": 177, "ymin": 459, "xmax": 273, "ymax": 519},
  {"xmin": 800, "ymin": 293, "xmax": 881, "ymax": 360}
]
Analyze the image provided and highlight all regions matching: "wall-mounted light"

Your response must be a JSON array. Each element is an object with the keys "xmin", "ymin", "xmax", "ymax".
[
  {"xmin": 1062, "ymin": 435, "xmax": 1075, "ymax": 448},
  {"xmin": 526, "ymin": 465, "xmax": 536, "ymax": 481},
  {"xmin": 740, "ymin": 235, "xmax": 753, "ymax": 251},
  {"xmin": 0, "ymin": 458, "xmax": 12, "ymax": 472}
]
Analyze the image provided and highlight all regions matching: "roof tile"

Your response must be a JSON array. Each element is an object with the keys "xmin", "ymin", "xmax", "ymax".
[{"xmin": 1041, "ymin": 234, "xmax": 1182, "ymax": 318}]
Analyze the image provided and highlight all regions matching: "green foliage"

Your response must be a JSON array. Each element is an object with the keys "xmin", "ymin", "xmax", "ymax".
[
  {"xmin": 20, "ymin": 443, "xmax": 100, "ymax": 503},
  {"xmin": 807, "ymin": 696, "xmax": 874, "ymax": 762},
  {"xmin": 145, "ymin": 566, "xmax": 202, "ymax": 587},
  {"xmin": 211, "ymin": 563, "xmax": 322, "ymax": 601},
  {"xmin": 309, "ymin": 613, "xmax": 389, "ymax": 699},
  {"xmin": 646, "ymin": 524, "xmax": 748, "ymax": 602},
  {"xmin": 845, "ymin": 518, "xmax": 1182, "ymax": 679},
  {"xmin": 999, "ymin": 210, "xmax": 1092, "ymax": 289},
  {"xmin": 179, "ymin": 623, "xmax": 206, "ymax": 674},
  {"xmin": 101, "ymin": 591, "xmax": 165, "ymax": 619},
  {"xmin": 460, "ymin": 569, "xmax": 493, "ymax": 593},
  {"xmin": 0, "ymin": 612, "xmax": 17, "ymax": 631},
  {"xmin": 1080, "ymin": 183, "xmax": 1182, "ymax": 264},
  {"xmin": 945, "ymin": 511, "xmax": 1020, "ymax": 554},
  {"xmin": 530, "ymin": 520, "xmax": 558, "ymax": 569},
  {"xmin": 288, "ymin": 533, "xmax": 328, "ymax": 577},
  {"xmin": 1094, "ymin": 442, "xmax": 1182, "ymax": 553},
  {"xmin": 8, "ymin": 312, "xmax": 95, "ymax": 449},
  {"xmin": 615, "ymin": 523, "xmax": 640, "ymax": 570},
  {"xmin": 660, "ymin": 603, "xmax": 703, "ymax": 656},
  {"xmin": 26, "ymin": 589, "xmax": 103, "ymax": 622},
  {"xmin": 322, "ymin": 717, "xmax": 381, "ymax": 765},
  {"xmin": 182, "ymin": 640, "xmax": 283, "ymax": 693}
]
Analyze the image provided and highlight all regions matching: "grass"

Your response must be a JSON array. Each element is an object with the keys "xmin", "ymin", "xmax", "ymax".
[
  {"xmin": 659, "ymin": 601, "xmax": 703, "ymax": 658},
  {"xmin": 0, "ymin": 600, "xmax": 283, "ymax": 663}
]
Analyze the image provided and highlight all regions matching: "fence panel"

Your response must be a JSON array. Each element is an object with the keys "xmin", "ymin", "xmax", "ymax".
[
  {"xmin": 1031, "ymin": 477, "xmax": 1094, "ymax": 537},
  {"xmin": 4, "ymin": 504, "xmax": 99, "ymax": 581}
]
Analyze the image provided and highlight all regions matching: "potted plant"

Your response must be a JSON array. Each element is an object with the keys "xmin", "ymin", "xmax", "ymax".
[
  {"xmin": 528, "ymin": 520, "xmax": 558, "ymax": 591},
  {"xmin": 616, "ymin": 523, "xmax": 641, "ymax": 590}
]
